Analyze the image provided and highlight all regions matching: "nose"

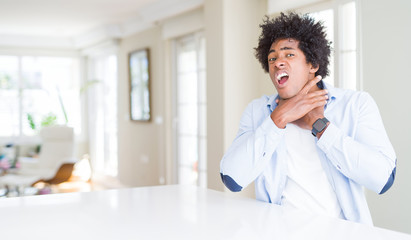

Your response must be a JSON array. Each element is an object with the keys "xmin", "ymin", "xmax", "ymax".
[{"xmin": 274, "ymin": 58, "xmax": 285, "ymax": 69}]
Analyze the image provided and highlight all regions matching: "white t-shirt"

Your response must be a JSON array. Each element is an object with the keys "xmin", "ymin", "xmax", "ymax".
[{"xmin": 281, "ymin": 123, "xmax": 343, "ymax": 219}]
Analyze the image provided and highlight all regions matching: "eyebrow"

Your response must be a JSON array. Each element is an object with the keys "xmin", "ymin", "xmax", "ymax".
[{"xmin": 268, "ymin": 47, "xmax": 295, "ymax": 53}]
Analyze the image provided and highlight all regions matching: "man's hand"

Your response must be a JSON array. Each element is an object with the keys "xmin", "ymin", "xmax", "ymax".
[
  {"xmin": 292, "ymin": 105, "xmax": 325, "ymax": 130},
  {"xmin": 271, "ymin": 75, "xmax": 328, "ymax": 129}
]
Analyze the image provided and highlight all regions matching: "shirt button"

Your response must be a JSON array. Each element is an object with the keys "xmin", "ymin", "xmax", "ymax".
[{"xmin": 263, "ymin": 152, "xmax": 266, "ymax": 157}]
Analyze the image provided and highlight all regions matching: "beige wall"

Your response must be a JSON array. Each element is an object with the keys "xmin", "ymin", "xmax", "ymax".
[
  {"xmin": 204, "ymin": 0, "xmax": 267, "ymax": 193},
  {"xmin": 204, "ymin": 0, "xmax": 225, "ymax": 191},
  {"xmin": 116, "ymin": 8, "xmax": 205, "ymax": 188},
  {"xmin": 361, "ymin": 0, "xmax": 411, "ymax": 234},
  {"xmin": 222, "ymin": 0, "xmax": 268, "ymax": 197},
  {"xmin": 117, "ymin": 26, "xmax": 165, "ymax": 187},
  {"xmin": 222, "ymin": 0, "xmax": 269, "ymax": 154}
]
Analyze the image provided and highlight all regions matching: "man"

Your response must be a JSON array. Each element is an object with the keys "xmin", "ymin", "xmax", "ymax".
[{"xmin": 219, "ymin": 12, "xmax": 396, "ymax": 225}]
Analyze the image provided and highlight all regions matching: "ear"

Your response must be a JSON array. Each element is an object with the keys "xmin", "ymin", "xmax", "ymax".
[{"xmin": 309, "ymin": 63, "xmax": 319, "ymax": 74}]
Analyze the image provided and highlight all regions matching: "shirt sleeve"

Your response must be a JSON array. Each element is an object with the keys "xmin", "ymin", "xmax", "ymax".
[
  {"xmin": 317, "ymin": 92, "xmax": 397, "ymax": 194},
  {"xmin": 220, "ymin": 100, "xmax": 286, "ymax": 192}
]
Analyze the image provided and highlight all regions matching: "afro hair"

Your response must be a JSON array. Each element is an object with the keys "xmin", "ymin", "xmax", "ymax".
[{"xmin": 254, "ymin": 12, "xmax": 332, "ymax": 78}]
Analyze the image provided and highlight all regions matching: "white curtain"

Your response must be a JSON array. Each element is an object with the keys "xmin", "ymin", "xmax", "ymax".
[{"xmin": 86, "ymin": 53, "xmax": 118, "ymax": 177}]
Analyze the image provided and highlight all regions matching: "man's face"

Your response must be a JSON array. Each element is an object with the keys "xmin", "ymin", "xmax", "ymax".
[{"xmin": 267, "ymin": 38, "xmax": 318, "ymax": 99}]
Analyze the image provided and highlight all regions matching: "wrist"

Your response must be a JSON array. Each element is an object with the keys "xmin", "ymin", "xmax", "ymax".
[
  {"xmin": 308, "ymin": 114, "xmax": 325, "ymax": 127},
  {"xmin": 271, "ymin": 111, "xmax": 287, "ymax": 129}
]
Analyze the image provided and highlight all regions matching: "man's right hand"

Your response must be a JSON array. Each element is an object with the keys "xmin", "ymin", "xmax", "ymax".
[{"xmin": 270, "ymin": 75, "xmax": 328, "ymax": 129}]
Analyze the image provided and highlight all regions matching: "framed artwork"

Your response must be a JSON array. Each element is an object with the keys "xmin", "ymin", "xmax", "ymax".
[{"xmin": 128, "ymin": 48, "xmax": 151, "ymax": 121}]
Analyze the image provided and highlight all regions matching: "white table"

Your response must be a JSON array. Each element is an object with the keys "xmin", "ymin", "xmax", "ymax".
[{"xmin": 0, "ymin": 185, "xmax": 409, "ymax": 240}]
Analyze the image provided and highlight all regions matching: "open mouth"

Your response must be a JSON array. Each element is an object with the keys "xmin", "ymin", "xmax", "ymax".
[{"xmin": 277, "ymin": 72, "xmax": 289, "ymax": 85}]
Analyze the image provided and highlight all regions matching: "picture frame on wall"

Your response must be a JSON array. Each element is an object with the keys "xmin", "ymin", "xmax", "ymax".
[{"xmin": 128, "ymin": 48, "xmax": 151, "ymax": 122}]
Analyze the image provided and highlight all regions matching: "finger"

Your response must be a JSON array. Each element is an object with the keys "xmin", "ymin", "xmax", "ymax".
[
  {"xmin": 315, "ymin": 100, "xmax": 328, "ymax": 107},
  {"xmin": 301, "ymin": 75, "xmax": 322, "ymax": 94},
  {"xmin": 310, "ymin": 95, "xmax": 328, "ymax": 103},
  {"xmin": 307, "ymin": 89, "xmax": 328, "ymax": 98},
  {"xmin": 301, "ymin": 95, "xmax": 327, "ymax": 107},
  {"xmin": 305, "ymin": 99, "xmax": 327, "ymax": 110},
  {"xmin": 298, "ymin": 99, "xmax": 327, "ymax": 116},
  {"xmin": 305, "ymin": 75, "xmax": 322, "ymax": 92}
]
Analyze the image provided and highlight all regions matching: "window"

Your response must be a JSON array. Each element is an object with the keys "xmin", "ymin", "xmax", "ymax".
[
  {"xmin": 303, "ymin": 0, "xmax": 358, "ymax": 90},
  {"xmin": 339, "ymin": 1, "xmax": 357, "ymax": 90},
  {"xmin": 309, "ymin": 9, "xmax": 335, "ymax": 86},
  {"xmin": 87, "ymin": 55, "xmax": 118, "ymax": 176},
  {"xmin": 0, "ymin": 55, "xmax": 81, "ymax": 141},
  {"xmin": 173, "ymin": 32, "xmax": 207, "ymax": 187}
]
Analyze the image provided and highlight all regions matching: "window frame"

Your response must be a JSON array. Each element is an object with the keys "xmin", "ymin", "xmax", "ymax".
[{"xmin": 171, "ymin": 31, "xmax": 207, "ymax": 188}]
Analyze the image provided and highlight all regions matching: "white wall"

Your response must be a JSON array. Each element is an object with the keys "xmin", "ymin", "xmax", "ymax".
[{"xmin": 360, "ymin": 0, "xmax": 411, "ymax": 234}]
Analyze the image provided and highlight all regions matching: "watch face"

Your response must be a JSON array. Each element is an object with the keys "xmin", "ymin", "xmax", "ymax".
[{"xmin": 313, "ymin": 119, "xmax": 326, "ymax": 130}]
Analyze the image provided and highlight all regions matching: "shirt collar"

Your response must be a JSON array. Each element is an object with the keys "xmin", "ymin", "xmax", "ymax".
[
  {"xmin": 266, "ymin": 94, "xmax": 279, "ymax": 112},
  {"xmin": 323, "ymin": 81, "xmax": 338, "ymax": 105},
  {"xmin": 266, "ymin": 81, "xmax": 338, "ymax": 111}
]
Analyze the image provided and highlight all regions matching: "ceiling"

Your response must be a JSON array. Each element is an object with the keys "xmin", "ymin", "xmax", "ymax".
[{"xmin": 0, "ymin": 0, "xmax": 203, "ymax": 49}]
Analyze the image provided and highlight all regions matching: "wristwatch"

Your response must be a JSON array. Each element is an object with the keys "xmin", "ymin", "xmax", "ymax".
[{"xmin": 311, "ymin": 117, "xmax": 329, "ymax": 137}]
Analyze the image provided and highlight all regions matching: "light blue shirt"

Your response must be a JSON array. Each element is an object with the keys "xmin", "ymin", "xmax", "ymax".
[{"xmin": 220, "ymin": 83, "xmax": 397, "ymax": 225}]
